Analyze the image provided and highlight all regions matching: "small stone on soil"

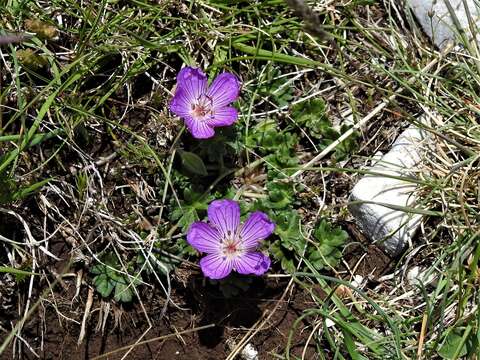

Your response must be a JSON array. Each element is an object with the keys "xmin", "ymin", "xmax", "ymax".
[{"xmin": 241, "ymin": 343, "xmax": 259, "ymax": 360}]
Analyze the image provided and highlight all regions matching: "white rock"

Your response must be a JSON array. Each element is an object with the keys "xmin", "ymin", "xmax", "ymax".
[
  {"xmin": 348, "ymin": 126, "xmax": 429, "ymax": 256},
  {"xmin": 407, "ymin": 266, "xmax": 438, "ymax": 287},
  {"xmin": 325, "ymin": 318, "xmax": 335, "ymax": 328},
  {"xmin": 406, "ymin": 265, "xmax": 421, "ymax": 283},
  {"xmin": 241, "ymin": 343, "xmax": 259, "ymax": 360},
  {"xmin": 407, "ymin": 0, "xmax": 480, "ymax": 49},
  {"xmin": 351, "ymin": 275, "xmax": 365, "ymax": 289}
]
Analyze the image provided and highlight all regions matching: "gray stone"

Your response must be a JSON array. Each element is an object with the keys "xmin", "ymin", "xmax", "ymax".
[
  {"xmin": 348, "ymin": 126, "xmax": 429, "ymax": 256},
  {"xmin": 408, "ymin": 0, "xmax": 480, "ymax": 49}
]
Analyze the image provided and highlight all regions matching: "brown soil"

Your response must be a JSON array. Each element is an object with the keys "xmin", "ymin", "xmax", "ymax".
[
  {"xmin": 1, "ymin": 277, "xmax": 313, "ymax": 359},
  {"xmin": 1, "ymin": 232, "xmax": 392, "ymax": 360},
  {"xmin": 341, "ymin": 220, "xmax": 393, "ymax": 280}
]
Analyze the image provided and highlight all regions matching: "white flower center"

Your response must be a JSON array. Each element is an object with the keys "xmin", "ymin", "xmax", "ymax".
[
  {"xmin": 190, "ymin": 94, "xmax": 213, "ymax": 120},
  {"xmin": 221, "ymin": 230, "xmax": 243, "ymax": 260}
]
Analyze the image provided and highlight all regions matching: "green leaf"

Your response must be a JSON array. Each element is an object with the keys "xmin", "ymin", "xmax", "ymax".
[
  {"xmin": 269, "ymin": 210, "xmax": 305, "ymax": 274},
  {"xmin": 90, "ymin": 253, "xmax": 140, "ymax": 302},
  {"xmin": 179, "ymin": 151, "xmax": 208, "ymax": 176},
  {"xmin": 0, "ymin": 266, "xmax": 41, "ymax": 276},
  {"xmin": 291, "ymin": 98, "xmax": 358, "ymax": 160},
  {"xmin": 170, "ymin": 207, "xmax": 199, "ymax": 232},
  {"xmin": 264, "ymin": 181, "xmax": 295, "ymax": 210},
  {"xmin": 244, "ymin": 118, "xmax": 298, "ymax": 177},
  {"xmin": 343, "ymin": 329, "xmax": 369, "ymax": 360},
  {"xmin": 169, "ymin": 187, "xmax": 213, "ymax": 232},
  {"xmin": 438, "ymin": 330, "xmax": 468, "ymax": 359},
  {"xmin": 93, "ymin": 274, "xmax": 115, "ymax": 298},
  {"xmin": 137, "ymin": 253, "xmax": 178, "ymax": 276},
  {"xmin": 274, "ymin": 210, "xmax": 304, "ymax": 249},
  {"xmin": 211, "ymin": 45, "xmax": 229, "ymax": 75},
  {"xmin": 12, "ymin": 178, "xmax": 52, "ymax": 202},
  {"xmin": 292, "ymin": 98, "xmax": 330, "ymax": 136},
  {"xmin": 291, "ymin": 98, "xmax": 339, "ymax": 142},
  {"xmin": 256, "ymin": 70, "xmax": 294, "ymax": 107},
  {"xmin": 271, "ymin": 240, "xmax": 296, "ymax": 274},
  {"xmin": 90, "ymin": 264, "xmax": 104, "ymax": 275},
  {"xmin": 309, "ymin": 219, "xmax": 349, "ymax": 271},
  {"xmin": 232, "ymin": 43, "xmax": 320, "ymax": 68},
  {"xmin": 114, "ymin": 282, "xmax": 133, "ymax": 303}
]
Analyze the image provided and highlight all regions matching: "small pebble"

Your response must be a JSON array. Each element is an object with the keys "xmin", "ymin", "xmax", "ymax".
[
  {"xmin": 241, "ymin": 343, "xmax": 259, "ymax": 360},
  {"xmin": 325, "ymin": 318, "xmax": 335, "ymax": 328},
  {"xmin": 351, "ymin": 275, "xmax": 364, "ymax": 289}
]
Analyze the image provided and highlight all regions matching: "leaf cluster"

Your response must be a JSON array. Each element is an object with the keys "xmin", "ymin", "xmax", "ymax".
[
  {"xmin": 0, "ymin": 173, "xmax": 50, "ymax": 205},
  {"xmin": 246, "ymin": 119, "xmax": 299, "ymax": 177},
  {"xmin": 90, "ymin": 253, "xmax": 140, "ymax": 303},
  {"xmin": 291, "ymin": 98, "xmax": 359, "ymax": 160},
  {"xmin": 257, "ymin": 70, "xmax": 294, "ymax": 107},
  {"xmin": 169, "ymin": 185, "xmax": 214, "ymax": 232},
  {"xmin": 270, "ymin": 213, "xmax": 349, "ymax": 274}
]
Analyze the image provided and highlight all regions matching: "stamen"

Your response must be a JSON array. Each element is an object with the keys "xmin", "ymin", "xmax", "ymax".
[{"xmin": 190, "ymin": 94, "xmax": 214, "ymax": 120}]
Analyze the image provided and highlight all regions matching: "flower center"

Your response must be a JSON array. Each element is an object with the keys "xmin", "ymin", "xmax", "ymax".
[
  {"xmin": 191, "ymin": 104, "xmax": 211, "ymax": 118},
  {"xmin": 225, "ymin": 241, "xmax": 237, "ymax": 254},
  {"xmin": 221, "ymin": 232, "xmax": 243, "ymax": 259},
  {"xmin": 190, "ymin": 94, "xmax": 213, "ymax": 120}
]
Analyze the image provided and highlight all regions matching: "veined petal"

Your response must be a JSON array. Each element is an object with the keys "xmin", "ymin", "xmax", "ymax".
[
  {"xmin": 205, "ymin": 106, "xmax": 238, "ymax": 127},
  {"xmin": 184, "ymin": 116, "xmax": 215, "ymax": 139},
  {"xmin": 234, "ymin": 252, "xmax": 270, "ymax": 276},
  {"xmin": 176, "ymin": 67, "xmax": 208, "ymax": 105},
  {"xmin": 207, "ymin": 72, "xmax": 240, "ymax": 108},
  {"xmin": 200, "ymin": 253, "xmax": 233, "ymax": 279},
  {"xmin": 240, "ymin": 211, "xmax": 275, "ymax": 249},
  {"xmin": 169, "ymin": 87, "xmax": 191, "ymax": 118},
  {"xmin": 187, "ymin": 222, "xmax": 221, "ymax": 254},
  {"xmin": 207, "ymin": 199, "xmax": 240, "ymax": 237}
]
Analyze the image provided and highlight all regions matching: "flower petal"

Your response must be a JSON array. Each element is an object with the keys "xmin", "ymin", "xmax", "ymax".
[
  {"xmin": 234, "ymin": 252, "xmax": 270, "ymax": 276},
  {"xmin": 240, "ymin": 211, "xmax": 275, "ymax": 249},
  {"xmin": 207, "ymin": 199, "xmax": 240, "ymax": 237},
  {"xmin": 176, "ymin": 66, "xmax": 208, "ymax": 105},
  {"xmin": 200, "ymin": 253, "xmax": 233, "ymax": 279},
  {"xmin": 184, "ymin": 116, "xmax": 215, "ymax": 139},
  {"xmin": 207, "ymin": 72, "xmax": 240, "ymax": 108},
  {"xmin": 187, "ymin": 222, "xmax": 221, "ymax": 254},
  {"xmin": 205, "ymin": 106, "xmax": 238, "ymax": 127},
  {"xmin": 169, "ymin": 87, "xmax": 191, "ymax": 118}
]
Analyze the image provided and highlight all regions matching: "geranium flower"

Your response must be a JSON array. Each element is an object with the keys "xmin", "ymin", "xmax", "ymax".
[
  {"xmin": 169, "ymin": 67, "xmax": 240, "ymax": 139},
  {"xmin": 187, "ymin": 200, "xmax": 274, "ymax": 279}
]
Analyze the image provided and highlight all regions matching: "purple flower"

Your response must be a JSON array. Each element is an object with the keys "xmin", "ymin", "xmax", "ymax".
[
  {"xmin": 169, "ymin": 67, "xmax": 240, "ymax": 139},
  {"xmin": 187, "ymin": 200, "xmax": 274, "ymax": 279}
]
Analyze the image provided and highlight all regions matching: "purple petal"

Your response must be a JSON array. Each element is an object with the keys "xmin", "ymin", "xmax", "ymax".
[
  {"xmin": 169, "ymin": 87, "xmax": 191, "ymax": 118},
  {"xmin": 207, "ymin": 72, "xmax": 240, "ymax": 108},
  {"xmin": 205, "ymin": 106, "xmax": 238, "ymax": 127},
  {"xmin": 184, "ymin": 116, "xmax": 215, "ymax": 139},
  {"xmin": 187, "ymin": 222, "xmax": 221, "ymax": 254},
  {"xmin": 199, "ymin": 253, "xmax": 233, "ymax": 279},
  {"xmin": 240, "ymin": 211, "xmax": 275, "ymax": 249},
  {"xmin": 207, "ymin": 199, "xmax": 240, "ymax": 237},
  {"xmin": 234, "ymin": 252, "xmax": 270, "ymax": 276},
  {"xmin": 176, "ymin": 66, "xmax": 207, "ymax": 105}
]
